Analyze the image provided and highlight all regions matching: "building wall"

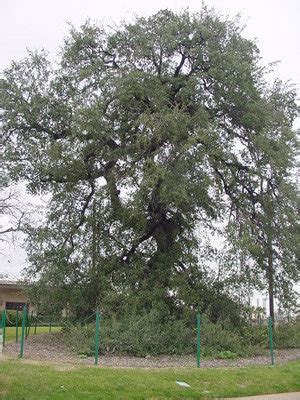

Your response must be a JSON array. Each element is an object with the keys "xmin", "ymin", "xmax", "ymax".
[{"xmin": 0, "ymin": 286, "xmax": 29, "ymax": 311}]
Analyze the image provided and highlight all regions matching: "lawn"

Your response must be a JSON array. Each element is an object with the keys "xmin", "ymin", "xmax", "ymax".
[
  {"xmin": 4, "ymin": 326, "xmax": 62, "ymax": 343},
  {"xmin": 0, "ymin": 359, "xmax": 299, "ymax": 399}
]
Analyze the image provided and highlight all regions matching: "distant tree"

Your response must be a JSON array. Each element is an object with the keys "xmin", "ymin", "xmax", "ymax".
[{"xmin": 1, "ymin": 9, "xmax": 298, "ymax": 316}]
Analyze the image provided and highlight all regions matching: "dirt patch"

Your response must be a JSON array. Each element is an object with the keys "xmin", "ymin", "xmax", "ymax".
[
  {"xmin": 3, "ymin": 333, "xmax": 300, "ymax": 368},
  {"xmin": 91, "ymin": 349, "xmax": 300, "ymax": 369},
  {"xmin": 3, "ymin": 333, "xmax": 79, "ymax": 364}
]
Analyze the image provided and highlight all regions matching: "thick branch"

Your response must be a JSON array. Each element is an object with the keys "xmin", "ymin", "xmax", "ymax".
[{"xmin": 174, "ymin": 53, "xmax": 186, "ymax": 77}]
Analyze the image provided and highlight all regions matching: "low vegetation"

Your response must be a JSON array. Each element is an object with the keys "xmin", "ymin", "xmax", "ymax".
[{"xmin": 62, "ymin": 311, "xmax": 300, "ymax": 358}]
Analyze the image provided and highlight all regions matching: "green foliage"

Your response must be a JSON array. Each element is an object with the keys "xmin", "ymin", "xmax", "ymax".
[
  {"xmin": 200, "ymin": 317, "xmax": 246, "ymax": 357},
  {"xmin": 1, "ymin": 7, "xmax": 299, "ymax": 318},
  {"xmin": 240, "ymin": 324, "xmax": 268, "ymax": 348},
  {"xmin": 63, "ymin": 312, "xmax": 300, "ymax": 359},
  {"xmin": 240, "ymin": 321, "xmax": 300, "ymax": 352},
  {"xmin": 63, "ymin": 310, "xmax": 195, "ymax": 357},
  {"xmin": 274, "ymin": 321, "xmax": 300, "ymax": 349},
  {"xmin": 106, "ymin": 311, "xmax": 193, "ymax": 356},
  {"xmin": 218, "ymin": 351, "xmax": 238, "ymax": 359},
  {"xmin": 63, "ymin": 322, "xmax": 96, "ymax": 356}
]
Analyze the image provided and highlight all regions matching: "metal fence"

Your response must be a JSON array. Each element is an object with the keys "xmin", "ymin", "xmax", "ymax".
[{"xmin": 0, "ymin": 307, "xmax": 276, "ymax": 366}]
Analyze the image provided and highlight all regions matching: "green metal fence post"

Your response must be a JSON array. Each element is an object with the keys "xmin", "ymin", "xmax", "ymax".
[
  {"xmin": 196, "ymin": 313, "xmax": 201, "ymax": 368},
  {"xmin": 2, "ymin": 311, "xmax": 6, "ymax": 347},
  {"xmin": 95, "ymin": 309, "xmax": 100, "ymax": 365},
  {"xmin": 20, "ymin": 305, "xmax": 27, "ymax": 358},
  {"xmin": 27, "ymin": 311, "xmax": 32, "ymax": 337},
  {"xmin": 0, "ymin": 314, "xmax": 2, "ymax": 357},
  {"xmin": 0, "ymin": 316, "xmax": 2, "ymax": 350},
  {"xmin": 16, "ymin": 309, "xmax": 19, "ymax": 342},
  {"xmin": 25, "ymin": 310, "xmax": 29, "ymax": 339},
  {"xmin": 34, "ymin": 317, "xmax": 37, "ymax": 335},
  {"xmin": 49, "ymin": 318, "xmax": 52, "ymax": 333},
  {"xmin": 268, "ymin": 316, "xmax": 274, "ymax": 365}
]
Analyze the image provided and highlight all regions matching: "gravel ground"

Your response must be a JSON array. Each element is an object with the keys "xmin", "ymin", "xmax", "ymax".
[{"xmin": 3, "ymin": 333, "xmax": 300, "ymax": 368}]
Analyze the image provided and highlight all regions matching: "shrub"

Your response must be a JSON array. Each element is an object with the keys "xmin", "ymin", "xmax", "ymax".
[
  {"xmin": 63, "ymin": 310, "xmax": 195, "ymax": 357},
  {"xmin": 62, "ymin": 323, "xmax": 96, "ymax": 356},
  {"xmin": 218, "ymin": 351, "xmax": 238, "ymax": 359},
  {"xmin": 240, "ymin": 324, "xmax": 268, "ymax": 347},
  {"xmin": 107, "ymin": 311, "xmax": 195, "ymax": 356},
  {"xmin": 274, "ymin": 321, "xmax": 300, "ymax": 349},
  {"xmin": 200, "ymin": 317, "xmax": 246, "ymax": 357},
  {"xmin": 62, "ymin": 313, "xmax": 300, "ymax": 358}
]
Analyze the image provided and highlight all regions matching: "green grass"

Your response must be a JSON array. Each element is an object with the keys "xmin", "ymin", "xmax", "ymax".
[
  {"xmin": 0, "ymin": 359, "xmax": 299, "ymax": 399},
  {"xmin": 4, "ymin": 326, "xmax": 61, "ymax": 343}
]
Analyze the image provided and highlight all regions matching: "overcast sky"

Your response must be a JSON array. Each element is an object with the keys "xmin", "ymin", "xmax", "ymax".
[{"xmin": 0, "ymin": 0, "xmax": 299, "ymax": 276}]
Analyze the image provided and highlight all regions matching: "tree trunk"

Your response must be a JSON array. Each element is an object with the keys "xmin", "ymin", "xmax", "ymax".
[
  {"xmin": 267, "ymin": 237, "xmax": 275, "ymax": 324},
  {"xmin": 92, "ymin": 200, "xmax": 101, "ymax": 308}
]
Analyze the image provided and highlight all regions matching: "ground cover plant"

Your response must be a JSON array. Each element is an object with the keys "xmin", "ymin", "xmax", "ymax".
[{"xmin": 0, "ymin": 359, "xmax": 299, "ymax": 399}]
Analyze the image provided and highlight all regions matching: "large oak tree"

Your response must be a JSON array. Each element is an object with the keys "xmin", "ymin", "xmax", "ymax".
[{"xmin": 1, "ymin": 9, "xmax": 298, "ymax": 316}]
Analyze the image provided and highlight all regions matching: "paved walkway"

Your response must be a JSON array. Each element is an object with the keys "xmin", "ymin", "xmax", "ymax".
[{"xmin": 224, "ymin": 392, "xmax": 300, "ymax": 399}]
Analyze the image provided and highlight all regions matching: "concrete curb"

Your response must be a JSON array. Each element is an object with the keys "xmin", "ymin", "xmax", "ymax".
[{"xmin": 223, "ymin": 392, "xmax": 300, "ymax": 399}]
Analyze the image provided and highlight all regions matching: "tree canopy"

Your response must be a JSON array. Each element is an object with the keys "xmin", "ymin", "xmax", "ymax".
[{"xmin": 1, "ymin": 8, "xmax": 298, "ymax": 317}]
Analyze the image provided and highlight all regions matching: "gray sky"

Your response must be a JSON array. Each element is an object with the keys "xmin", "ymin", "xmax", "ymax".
[
  {"xmin": 0, "ymin": 0, "xmax": 299, "ymax": 276},
  {"xmin": 1, "ymin": 0, "xmax": 299, "ymax": 84}
]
